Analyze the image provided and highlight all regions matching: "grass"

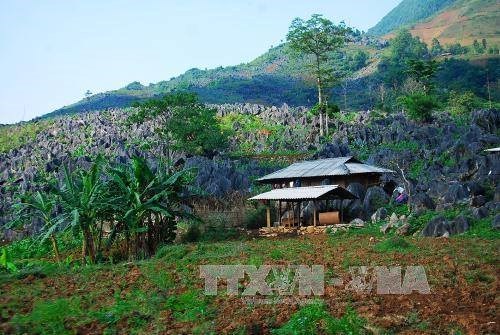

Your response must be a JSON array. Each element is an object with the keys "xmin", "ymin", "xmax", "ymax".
[
  {"xmin": 374, "ymin": 236, "xmax": 416, "ymax": 253},
  {"xmin": 0, "ymin": 120, "xmax": 51, "ymax": 153},
  {"xmin": 271, "ymin": 302, "xmax": 365, "ymax": 335},
  {"xmin": 1, "ymin": 220, "xmax": 498, "ymax": 334},
  {"xmin": 11, "ymin": 297, "xmax": 86, "ymax": 335}
]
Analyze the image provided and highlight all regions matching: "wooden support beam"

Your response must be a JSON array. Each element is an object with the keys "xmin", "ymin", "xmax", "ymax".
[
  {"xmin": 278, "ymin": 200, "xmax": 282, "ymax": 226},
  {"xmin": 313, "ymin": 201, "xmax": 317, "ymax": 227},
  {"xmin": 298, "ymin": 201, "xmax": 302, "ymax": 227},
  {"xmin": 340, "ymin": 199, "xmax": 344, "ymax": 224},
  {"xmin": 266, "ymin": 205, "xmax": 271, "ymax": 228}
]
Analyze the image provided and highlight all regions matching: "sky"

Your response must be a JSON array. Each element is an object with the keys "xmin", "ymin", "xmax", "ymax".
[{"xmin": 0, "ymin": 0, "xmax": 401, "ymax": 124}]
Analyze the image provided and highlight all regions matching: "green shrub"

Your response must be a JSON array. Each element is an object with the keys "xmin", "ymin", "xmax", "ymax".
[
  {"xmin": 244, "ymin": 205, "xmax": 267, "ymax": 229},
  {"xmin": 374, "ymin": 237, "xmax": 414, "ymax": 253},
  {"xmin": 398, "ymin": 92, "xmax": 438, "ymax": 122},
  {"xmin": 448, "ymin": 91, "xmax": 478, "ymax": 115},
  {"xmin": 271, "ymin": 301, "xmax": 365, "ymax": 335},
  {"xmin": 166, "ymin": 290, "xmax": 212, "ymax": 322},
  {"xmin": 202, "ymin": 213, "xmax": 240, "ymax": 242},
  {"xmin": 0, "ymin": 248, "xmax": 17, "ymax": 273},
  {"xmin": 181, "ymin": 221, "xmax": 202, "ymax": 243},
  {"xmin": 12, "ymin": 297, "xmax": 84, "ymax": 334}
]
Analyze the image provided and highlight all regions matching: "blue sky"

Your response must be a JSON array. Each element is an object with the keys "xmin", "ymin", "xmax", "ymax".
[{"xmin": 0, "ymin": 0, "xmax": 400, "ymax": 124}]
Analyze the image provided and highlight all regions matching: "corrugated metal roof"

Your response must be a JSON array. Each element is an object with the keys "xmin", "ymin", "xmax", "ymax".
[
  {"xmin": 248, "ymin": 185, "xmax": 357, "ymax": 201},
  {"xmin": 484, "ymin": 147, "xmax": 500, "ymax": 152},
  {"xmin": 257, "ymin": 156, "xmax": 394, "ymax": 182}
]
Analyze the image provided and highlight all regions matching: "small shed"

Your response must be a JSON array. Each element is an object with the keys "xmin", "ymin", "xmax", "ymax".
[{"xmin": 249, "ymin": 185, "xmax": 357, "ymax": 227}]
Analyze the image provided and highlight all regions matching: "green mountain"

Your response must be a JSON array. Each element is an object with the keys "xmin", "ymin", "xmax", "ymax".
[
  {"xmin": 45, "ymin": 42, "xmax": 377, "ymax": 118},
  {"xmin": 44, "ymin": 0, "xmax": 499, "ymax": 119},
  {"xmin": 367, "ymin": 0, "xmax": 458, "ymax": 36}
]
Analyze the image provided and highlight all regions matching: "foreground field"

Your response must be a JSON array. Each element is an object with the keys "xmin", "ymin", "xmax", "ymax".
[{"xmin": 1, "ymin": 230, "xmax": 498, "ymax": 334}]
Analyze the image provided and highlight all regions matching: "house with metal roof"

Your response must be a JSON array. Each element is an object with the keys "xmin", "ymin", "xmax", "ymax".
[
  {"xmin": 249, "ymin": 157, "xmax": 394, "ymax": 229},
  {"xmin": 257, "ymin": 156, "xmax": 394, "ymax": 188}
]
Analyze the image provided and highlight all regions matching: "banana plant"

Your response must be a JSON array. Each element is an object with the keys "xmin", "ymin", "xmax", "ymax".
[
  {"xmin": 55, "ymin": 156, "xmax": 110, "ymax": 263},
  {"xmin": 107, "ymin": 156, "xmax": 195, "ymax": 258},
  {"xmin": 10, "ymin": 191, "xmax": 63, "ymax": 262}
]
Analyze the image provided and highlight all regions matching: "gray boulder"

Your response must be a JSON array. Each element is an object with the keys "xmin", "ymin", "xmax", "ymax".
[
  {"xmin": 493, "ymin": 214, "xmax": 500, "ymax": 229},
  {"xmin": 471, "ymin": 206, "xmax": 489, "ymax": 220},
  {"xmin": 422, "ymin": 216, "xmax": 450, "ymax": 237},
  {"xmin": 371, "ymin": 207, "xmax": 388, "ymax": 223},
  {"xmin": 363, "ymin": 186, "xmax": 389, "ymax": 218},
  {"xmin": 450, "ymin": 215, "xmax": 470, "ymax": 235},
  {"xmin": 470, "ymin": 195, "xmax": 486, "ymax": 208},
  {"xmin": 443, "ymin": 183, "xmax": 470, "ymax": 204},
  {"xmin": 412, "ymin": 192, "xmax": 435, "ymax": 211}
]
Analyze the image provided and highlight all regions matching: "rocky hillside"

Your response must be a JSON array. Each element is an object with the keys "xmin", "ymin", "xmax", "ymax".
[{"xmin": 1, "ymin": 104, "xmax": 499, "ymax": 238}]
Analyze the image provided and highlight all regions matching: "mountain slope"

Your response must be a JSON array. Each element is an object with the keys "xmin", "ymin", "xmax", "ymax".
[
  {"xmin": 44, "ymin": 41, "xmax": 381, "ymax": 118},
  {"xmin": 368, "ymin": 0, "xmax": 458, "ymax": 36},
  {"xmin": 408, "ymin": 0, "xmax": 500, "ymax": 45}
]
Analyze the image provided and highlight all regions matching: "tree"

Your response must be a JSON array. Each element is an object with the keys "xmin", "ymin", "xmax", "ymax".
[
  {"xmin": 472, "ymin": 39, "xmax": 484, "ymax": 54},
  {"xmin": 397, "ymin": 92, "xmax": 437, "ymax": 122},
  {"xmin": 84, "ymin": 90, "xmax": 92, "ymax": 99},
  {"xmin": 378, "ymin": 29, "xmax": 428, "ymax": 88},
  {"xmin": 55, "ymin": 157, "xmax": 109, "ymax": 263},
  {"xmin": 286, "ymin": 14, "xmax": 351, "ymax": 136},
  {"xmin": 406, "ymin": 59, "xmax": 439, "ymax": 93},
  {"xmin": 107, "ymin": 156, "xmax": 195, "ymax": 258},
  {"xmin": 482, "ymin": 38, "xmax": 487, "ymax": 50},
  {"xmin": 130, "ymin": 92, "xmax": 228, "ymax": 159},
  {"xmin": 430, "ymin": 38, "xmax": 443, "ymax": 57}
]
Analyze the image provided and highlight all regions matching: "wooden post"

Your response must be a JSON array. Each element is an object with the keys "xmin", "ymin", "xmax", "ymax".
[
  {"xmin": 340, "ymin": 199, "xmax": 343, "ymax": 224},
  {"xmin": 278, "ymin": 200, "xmax": 282, "ymax": 226},
  {"xmin": 298, "ymin": 201, "xmax": 302, "ymax": 227},
  {"xmin": 313, "ymin": 201, "xmax": 317, "ymax": 227},
  {"xmin": 266, "ymin": 202, "xmax": 271, "ymax": 228}
]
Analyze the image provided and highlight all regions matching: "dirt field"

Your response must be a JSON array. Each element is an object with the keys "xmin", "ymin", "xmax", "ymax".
[{"xmin": 1, "ymin": 233, "xmax": 498, "ymax": 334}]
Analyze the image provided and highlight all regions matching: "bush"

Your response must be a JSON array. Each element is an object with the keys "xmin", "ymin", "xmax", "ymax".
[
  {"xmin": 244, "ymin": 205, "xmax": 267, "ymax": 229},
  {"xmin": 271, "ymin": 301, "xmax": 365, "ymax": 335},
  {"xmin": 398, "ymin": 92, "xmax": 438, "ymax": 122},
  {"xmin": 202, "ymin": 213, "xmax": 240, "ymax": 242},
  {"xmin": 448, "ymin": 91, "xmax": 477, "ymax": 115},
  {"xmin": 180, "ymin": 221, "xmax": 202, "ymax": 243}
]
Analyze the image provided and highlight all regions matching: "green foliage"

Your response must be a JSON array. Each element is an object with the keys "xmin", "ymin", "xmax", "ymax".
[
  {"xmin": 10, "ymin": 191, "xmax": 62, "ymax": 261},
  {"xmin": 130, "ymin": 92, "xmax": 228, "ymax": 155},
  {"xmin": 448, "ymin": 90, "xmax": 478, "ymax": 115},
  {"xmin": 409, "ymin": 159, "xmax": 426, "ymax": 179},
  {"xmin": 106, "ymin": 156, "xmax": 196, "ymax": 257},
  {"xmin": 201, "ymin": 213, "xmax": 240, "ymax": 242},
  {"xmin": 95, "ymin": 289, "xmax": 163, "ymax": 332},
  {"xmin": 166, "ymin": 290, "xmax": 212, "ymax": 323},
  {"xmin": 406, "ymin": 59, "xmax": 439, "ymax": 93},
  {"xmin": 378, "ymin": 30, "xmax": 429, "ymax": 87},
  {"xmin": 167, "ymin": 104, "xmax": 229, "ymax": 155},
  {"xmin": 272, "ymin": 301, "xmax": 365, "ymax": 335},
  {"xmin": 0, "ymin": 248, "xmax": 18, "ymax": 273},
  {"xmin": 287, "ymin": 14, "xmax": 351, "ymax": 134},
  {"xmin": 12, "ymin": 297, "xmax": 85, "ymax": 335},
  {"xmin": 374, "ymin": 237, "xmax": 415, "ymax": 253},
  {"xmin": 460, "ymin": 216, "xmax": 500, "ymax": 239},
  {"xmin": 397, "ymin": 92, "xmax": 438, "ymax": 122},
  {"xmin": 447, "ymin": 42, "xmax": 469, "ymax": 55},
  {"xmin": 243, "ymin": 204, "xmax": 267, "ymax": 229},
  {"xmin": 430, "ymin": 38, "xmax": 444, "ymax": 57},
  {"xmin": 0, "ymin": 120, "xmax": 50, "ymax": 153}
]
